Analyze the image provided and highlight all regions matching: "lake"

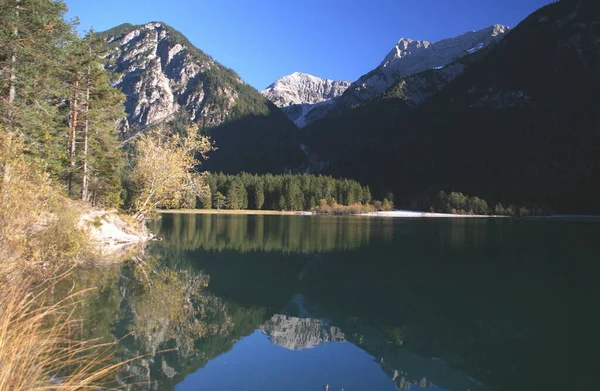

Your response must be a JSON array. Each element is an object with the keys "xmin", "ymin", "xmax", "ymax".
[{"xmin": 68, "ymin": 214, "xmax": 600, "ymax": 390}]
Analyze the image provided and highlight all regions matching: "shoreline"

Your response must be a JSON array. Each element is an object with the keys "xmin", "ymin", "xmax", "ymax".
[
  {"xmin": 157, "ymin": 209, "xmax": 499, "ymax": 218},
  {"xmin": 158, "ymin": 209, "xmax": 313, "ymax": 216},
  {"xmin": 359, "ymin": 211, "xmax": 504, "ymax": 218},
  {"xmin": 79, "ymin": 208, "xmax": 153, "ymax": 262}
]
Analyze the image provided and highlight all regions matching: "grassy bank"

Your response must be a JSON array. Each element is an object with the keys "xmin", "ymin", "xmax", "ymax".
[{"xmin": 0, "ymin": 133, "xmax": 135, "ymax": 389}]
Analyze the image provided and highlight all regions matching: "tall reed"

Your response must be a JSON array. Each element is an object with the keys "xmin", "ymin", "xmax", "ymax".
[{"xmin": 0, "ymin": 279, "xmax": 125, "ymax": 390}]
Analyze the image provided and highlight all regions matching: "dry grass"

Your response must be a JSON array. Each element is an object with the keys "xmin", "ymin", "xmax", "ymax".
[
  {"xmin": 0, "ymin": 131, "xmax": 134, "ymax": 389},
  {"xmin": 0, "ymin": 277, "xmax": 128, "ymax": 390},
  {"xmin": 0, "ymin": 132, "xmax": 93, "ymax": 279}
]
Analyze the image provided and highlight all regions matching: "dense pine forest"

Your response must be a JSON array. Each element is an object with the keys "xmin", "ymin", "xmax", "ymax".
[
  {"xmin": 198, "ymin": 173, "xmax": 374, "ymax": 211},
  {"xmin": 0, "ymin": 1, "xmax": 125, "ymax": 206}
]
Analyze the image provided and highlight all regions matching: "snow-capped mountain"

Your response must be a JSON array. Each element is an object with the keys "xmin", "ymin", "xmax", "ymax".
[
  {"xmin": 262, "ymin": 72, "xmax": 350, "ymax": 107},
  {"xmin": 288, "ymin": 24, "xmax": 509, "ymax": 127},
  {"xmin": 261, "ymin": 72, "xmax": 350, "ymax": 127},
  {"xmin": 345, "ymin": 24, "xmax": 509, "ymax": 104}
]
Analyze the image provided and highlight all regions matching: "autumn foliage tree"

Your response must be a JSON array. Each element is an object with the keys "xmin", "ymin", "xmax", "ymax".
[{"xmin": 130, "ymin": 125, "xmax": 214, "ymax": 220}]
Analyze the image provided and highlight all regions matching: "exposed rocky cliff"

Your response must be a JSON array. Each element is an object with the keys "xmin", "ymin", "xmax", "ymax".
[
  {"xmin": 261, "ymin": 72, "xmax": 350, "ymax": 126},
  {"xmin": 100, "ymin": 22, "xmax": 305, "ymax": 173},
  {"xmin": 102, "ymin": 22, "xmax": 246, "ymax": 129}
]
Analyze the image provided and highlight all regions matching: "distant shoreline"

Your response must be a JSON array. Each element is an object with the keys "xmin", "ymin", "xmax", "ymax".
[
  {"xmin": 157, "ymin": 209, "xmax": 499, "ymax": 218},
  {"xmin": 359, "ymin": 210, "xmax": 504, "ymax": 218},
  {"xmin": 158, "ymin": 209, "xmax": 312, "ymax": 216}
]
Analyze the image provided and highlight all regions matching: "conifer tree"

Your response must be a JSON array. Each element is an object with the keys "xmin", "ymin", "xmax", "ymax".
[
  {"xmin": 79, "ymin": 31, "xmax": 125, "ymax": 206},
  {"xmin": 0, "ymin": 0, "xmax": 75, "ymax": 151},
  {"xmin": 254, "ymin": 180, "xmax": 265, "ymax": 210}
]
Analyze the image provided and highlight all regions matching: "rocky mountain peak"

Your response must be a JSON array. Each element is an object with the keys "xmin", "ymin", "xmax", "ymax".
[
  {"xmin": 489, "ymin": 23, "xmax": 510, "ymax": 36},
  {"xmin": 261, "ymin": 72, "xmax": 351, "ymax": 127},
  {"xmin": 261, "ymin": 72, "xmax": 351, "ymax": 108},
  {"xmin": 378, "ymin": 24, "xmax": 510, "ymax": 74},
  {"xmin": 100, "ymin": 21, "xmax": 265, "ymax": 131},
  {"xmin": 99, "ymin": 22, "xmax": 304, "ymax": 174},
  {"xmin": 291, "ymin": 24, "xmax": 511, "ymax": 128},
  {"xmin": 380, "ymin": 38, "xmax": 431, "ymax": 67}
]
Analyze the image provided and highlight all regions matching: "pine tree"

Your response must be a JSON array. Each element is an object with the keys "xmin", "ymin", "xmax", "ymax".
[
  {"xmin": 0, "ymin": 0, "xmax": 75, "ymax": 153},
  {"xmin": 79, "ymin": 31, "xmax": 125, "ymax": 206},
  {"xmin": 226, "ymin": 178, "xmax": 246, "ymax": 210},
  {"xmin": 201, "ymin": 187, "xmax": 212, "ymax": 209},
  {"xmin": 254, "ymin": 180, "xmax": 265, "ymax": 210},
  {"xmin": 213, "ymin": 191, "xmax": 226, "ymax": 210}
]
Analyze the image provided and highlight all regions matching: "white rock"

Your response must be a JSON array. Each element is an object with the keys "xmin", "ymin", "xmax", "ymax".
[
  {"xmin": 103, "ymin": 23, "xmax": 237, "ymax": 130},
  {"xmin": 262, "ymin": 72, "xmax": 350, "ymax": 107}
]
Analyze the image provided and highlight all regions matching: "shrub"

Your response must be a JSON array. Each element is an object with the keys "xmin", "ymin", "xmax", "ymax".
[{"xmin": 313, "ymin": 202, "xmax": 374, "ymax": 215}]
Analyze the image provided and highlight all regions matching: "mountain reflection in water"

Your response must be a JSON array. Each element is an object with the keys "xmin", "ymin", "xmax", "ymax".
[{"xmin": 63, "ymin": 214, "xmax": 599, "ymax": 391}]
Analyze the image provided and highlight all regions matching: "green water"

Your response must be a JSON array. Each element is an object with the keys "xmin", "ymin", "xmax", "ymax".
[{"xmin": 69, "ymin": 214, "xmax": 600, "ymax": 390}]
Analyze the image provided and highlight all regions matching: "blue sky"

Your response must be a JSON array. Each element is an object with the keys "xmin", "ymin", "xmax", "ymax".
[{"xmin": 65, "ymin": 0, "xmax": 552, "ymax": 90}]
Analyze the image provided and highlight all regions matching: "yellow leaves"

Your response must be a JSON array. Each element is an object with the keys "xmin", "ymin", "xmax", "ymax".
[{"xmin": 131, "ymin": 125, "xmax": 215, "ymax": 219}]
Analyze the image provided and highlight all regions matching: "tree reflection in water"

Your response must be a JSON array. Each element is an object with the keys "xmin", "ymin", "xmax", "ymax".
[{"xmin": 59, "ymin": 215, "xmax": 600, "ymax": 390}]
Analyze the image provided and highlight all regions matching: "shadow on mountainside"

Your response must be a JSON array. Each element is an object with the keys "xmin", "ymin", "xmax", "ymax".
[{"xmin": 201, "ymin": 108, "xmax": 307, "ymax": 175}]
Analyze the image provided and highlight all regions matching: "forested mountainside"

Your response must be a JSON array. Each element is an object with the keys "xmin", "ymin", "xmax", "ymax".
[
  {"xmin": 99, "ymin": 22, "xmax": 305, "ymax": 173},
  {"xmin": 303, "ymin": 0, "xmax": 600, "ymax": 214}
]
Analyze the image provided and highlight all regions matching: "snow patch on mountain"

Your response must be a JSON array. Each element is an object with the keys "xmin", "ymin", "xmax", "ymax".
[{"xmin": 466, "ymin": 43, "xmax": 485, "ymax": 54}]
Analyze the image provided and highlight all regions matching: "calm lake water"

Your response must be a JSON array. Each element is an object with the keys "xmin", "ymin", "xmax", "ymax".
[{"xmin": 69, "ymin": 214, "xmax": 600, "ymax": 391}]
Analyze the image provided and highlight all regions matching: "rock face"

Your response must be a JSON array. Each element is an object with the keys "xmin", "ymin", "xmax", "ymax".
[
  {"xmin": 79, "ymin": 208, "xmax": 152, "ymax": 260},
  {"xmin": 100, "ymin": 22, "xmax": 305, "ymax": 174},
  {"xmin": 261, "ymin": 72, "xmax": 350, "ymax": 127},
  {"xmin": 343, "ymin": 24, "xmax": 509, "ymax": 105},
  {"xmin": 293, "ymin": 25, "xmax": 509, "ymax": 127},
  {"xmin": 102, "ymin": 22, "xmax": 244, "ymax": 130},
  {"xmin": 262, "ymin": 72, "xmax": 351, "ymax": 107}
]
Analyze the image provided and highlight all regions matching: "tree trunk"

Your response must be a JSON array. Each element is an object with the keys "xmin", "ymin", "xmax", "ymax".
[
  {"xmin": 68, "ymin": 77, "xmax": 79, "ymax": 196},
  {"xmin": 81, "ymin": 63, "xmax": 91, "ymax": 202},
  {"xmin": 8, "ymin": 53, "xmax": 17, "ymax": 106}
]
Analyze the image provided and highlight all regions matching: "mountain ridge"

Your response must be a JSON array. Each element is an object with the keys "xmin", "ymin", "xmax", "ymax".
[
  {"xmin": 263, "ymin": 24, "xmax": 509, "ymax": 127},
  {"xmin": 99, "ymin": 21, "xmax": 306, "ymax": 173}
]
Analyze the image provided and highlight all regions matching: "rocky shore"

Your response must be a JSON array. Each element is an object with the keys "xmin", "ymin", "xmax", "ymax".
[{"xmin": 79, "ymin": 209, "xmax": 153, "ymax": 261}]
